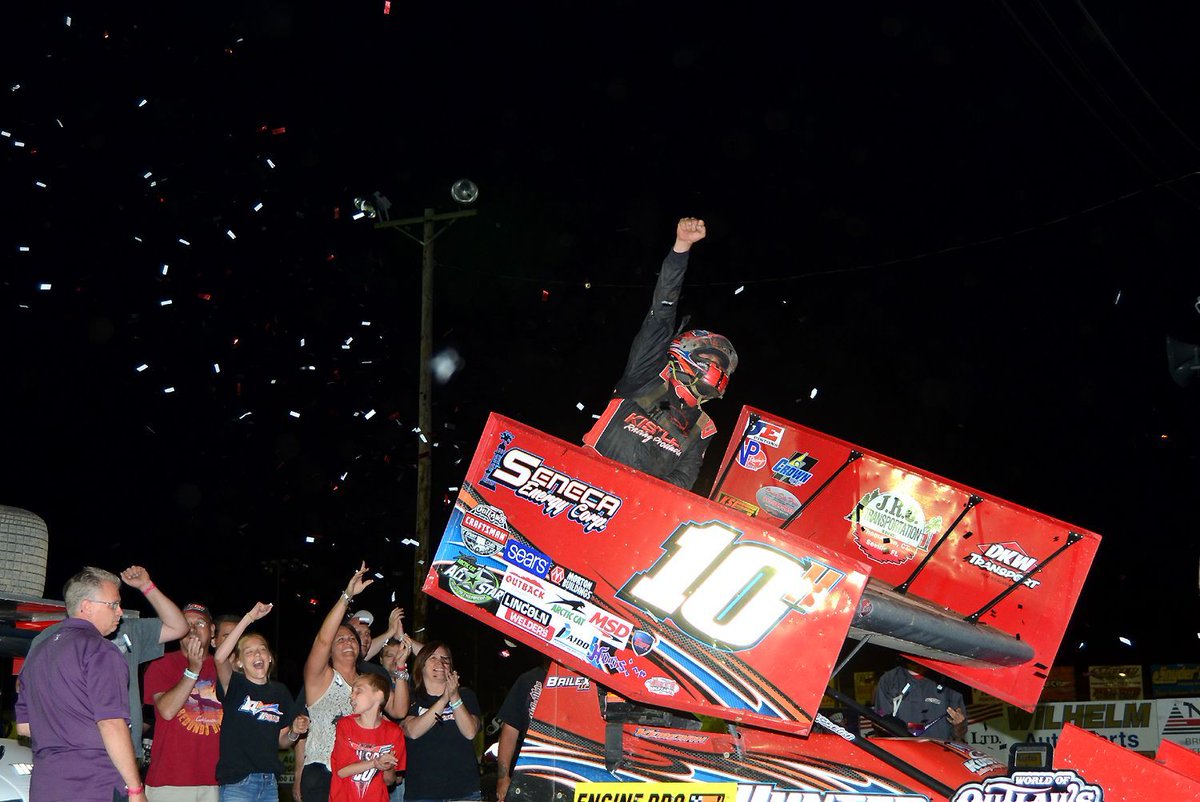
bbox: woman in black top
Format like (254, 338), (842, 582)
(401, 642), (481, 802)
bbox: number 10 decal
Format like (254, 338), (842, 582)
(618, 521), (845, 652)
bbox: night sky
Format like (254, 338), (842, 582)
(2, 2), (1199, 694)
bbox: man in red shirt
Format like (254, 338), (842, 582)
(143, 602), (224, 802)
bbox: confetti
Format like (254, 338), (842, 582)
(810, 387), (819, 399)
(364, 409), (377, 420)
(238, 411), (253, 420)
(137, 98), (148, 108)
(177, 238), (191, 246)
(352, 211), (366, 221)
(38, 283), (51, 291)
(340, 472), (349, 481)
(576, 402), (585, 411)
(163, 386), (176, 394)
(305, 536), (316, 544)
(400, 538), (419, 546)
(265, 158), (276, 169)
(143, 171), (153, 179)
(253, 201), (264, 212)
(289, 410), (301, 418)
(160, 264), (169, 275)
(0, 130), (8, 137)
(135, 364), (149, 372)
(361, 320), (371, 326)
(1114, 290), (1121, 305)
(226, 229), (237, 240)
(65, 15), (71, 26)
(384, 1), (392, 14)
(212, 363), (221, 374)
(734, 285), (745, 295)
(18, 245), (30, 252)
(34, 180), (47, 188)
(1118, 636), (1132, 646)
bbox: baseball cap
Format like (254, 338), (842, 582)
(350, 610), (374, 627)
(182, 603), (212, 620)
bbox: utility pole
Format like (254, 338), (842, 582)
(375, 206), (476, 636)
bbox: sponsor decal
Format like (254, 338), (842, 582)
(700, 419), (717, 439)
(735, 439), (768, 471)
(967, 541), (1042, 589)
(756, 485), (801, 519)
(950, 770), (1102, 802)
(548, 599), (586, 626)
(645, 676), (680, 696)
(501, 567), (547, 602)
(622, 412), (683, 457)
(498, 604), (553, 640)
(587, 641), (645, 678)
(500, 592), (552, 628)
(631, 726), (709, 745)
(553, 621), (597, 658)
(846, 487), (943, 566)
(545, 675), (591, 690)
(444, 557), (502, 605)
(460, 505), (509, 556)
(487, 447), (622, 533)
(479, 430), (515, 491)
(547, 564), (596, 599)
(575, 782), (738, 802)
(589, 609), (634, 649)
(746, 418), (785, 448)
(771, 451), (818, 486)
(715, 492), (759, 517)
(630, 629), (656, 657)
(502, 539), (552, 578)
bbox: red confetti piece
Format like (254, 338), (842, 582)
(541, 289), (550, 301)
(197, 292), (212, 301)
(271, 127), (286, 135)
(326, 252), (336, 261)
(333, 207), (340, 219)
(384, 0), (392, 14)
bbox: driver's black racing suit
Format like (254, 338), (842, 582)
(582, 248), (716, 491)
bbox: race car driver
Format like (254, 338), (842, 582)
(582, 217), (737, 491)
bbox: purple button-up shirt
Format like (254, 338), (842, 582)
(16, 617), (131, 801)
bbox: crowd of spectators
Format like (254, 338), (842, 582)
(14, 563), (490, 802)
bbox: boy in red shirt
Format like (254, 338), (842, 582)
(331, 673), (407, 802)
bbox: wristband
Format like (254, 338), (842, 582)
(287, 730), (300, 742)
(126, 787), (144, 796)
(340, 591), (353, 605)
(183, 668), (200, 681)
(140, 583), (156, 595)
(448, 698), (463, 710)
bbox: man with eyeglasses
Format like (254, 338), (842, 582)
(15, 566), (149, 801)
(23, 564), (190, 768)
(142, 603), (224, 801)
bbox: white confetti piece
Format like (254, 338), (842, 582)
(253, 201), (264, 212)
(238, 411), (253, 420)
(576, 402), (585, 411)
(448, 486), (459, 492)
(177, 238), (191, 246)
(13, 141), (25, 148)
(1114, 290), (1121, 305)
(65, 15), (71, 26)
(305, 536), (316, 543)
(161, 264), (169, 275)
(38, 283), (51, 291)
(212, 363), (221, 374)
(351, 211), (366, 221)
(400, 538), (419, 546)
(34, 180), (47, 188)
(159, 299), (173, 306)
(361, 320), (371, 326)
(289, 410), (300, 418)
(137, 98), (148, 108)
(266, 158), (276, 169)
(18, 245), (30, 252)
(143, 171), (153, 179)
(734, 285), (745, 295)
(1118, 636), (1132, 646)
(163, 386), (176, 394)
(810, 387), (819, 399)
(135, 363), (149, 372)
(226, 229), (236, 240)
(340, 472), (349, 481)
(364, 409), (377, 420)
(0, 130), (9, 137)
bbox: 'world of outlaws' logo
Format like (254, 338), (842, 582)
(950, 770), (1102, 802)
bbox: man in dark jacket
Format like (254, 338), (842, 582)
(582, 217), (737, 491)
